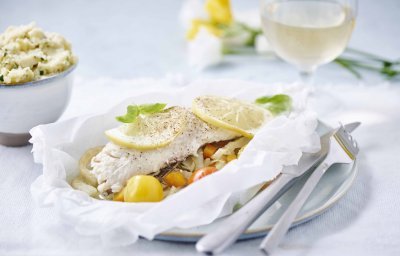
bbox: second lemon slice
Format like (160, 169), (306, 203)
(192, 95), (271, 138)
(105, 106), (187, 150)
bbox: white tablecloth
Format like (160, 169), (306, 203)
(2, 0), (400, 254)
(1, 77), (400, 256)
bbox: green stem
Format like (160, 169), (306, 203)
(334, 59), (362, 79)
(337, 58), (382, 72)
(351, 63), (383, 72)
(238, 22), (263, 35)
(222, 46), (256, 55)
(336, 57), (400, 80)
(346, 47), (393, 63)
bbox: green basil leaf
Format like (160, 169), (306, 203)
(255, 94), (292, 115)
(115, 103), (167, 123)
(116, 105), (139, 123)
(139, 103), (167, 115)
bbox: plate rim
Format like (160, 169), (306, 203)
(156, 159), (358, 240)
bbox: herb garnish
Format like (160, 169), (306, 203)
(255, 94), (292, 115)
(116, 103), (167, 123)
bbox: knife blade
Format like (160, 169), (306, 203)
(196, 122), (360, 255)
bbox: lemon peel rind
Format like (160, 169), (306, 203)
(192, 96), (269, 138)
(192, 106), (255, 138)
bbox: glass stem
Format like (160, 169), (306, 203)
(299, 70), (314, 85)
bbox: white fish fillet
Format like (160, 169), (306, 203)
(90, 109), (239, 194)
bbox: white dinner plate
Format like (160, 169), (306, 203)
(154, 123), (359, 243)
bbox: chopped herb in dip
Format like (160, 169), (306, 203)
(0, 22), (77, 85)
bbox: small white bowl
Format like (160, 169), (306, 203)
(0, 64), (77, 146)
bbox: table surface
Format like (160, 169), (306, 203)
(1, 0), (400, 255)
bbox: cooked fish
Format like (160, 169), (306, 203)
(90, 108), (239, 194)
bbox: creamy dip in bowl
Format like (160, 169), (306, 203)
(0, 23), (77, 146)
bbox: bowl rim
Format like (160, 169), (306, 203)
(0, 63), (77, 89)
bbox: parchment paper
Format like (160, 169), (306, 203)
(30, 78), (320, 246)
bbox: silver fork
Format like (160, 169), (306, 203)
(259, 125), (359, 255)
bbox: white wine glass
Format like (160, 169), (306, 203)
(260, 0), (357, 83)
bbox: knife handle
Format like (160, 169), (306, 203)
(259, 162), (329, 255)
(196, 173), (296, 255)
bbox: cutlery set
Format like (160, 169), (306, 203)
(196, 122), (360, 255)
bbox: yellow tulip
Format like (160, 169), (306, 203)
(186, 19), (222, 40)
(205, 0), (233, 25)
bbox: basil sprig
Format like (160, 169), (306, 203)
(116, 103), (167, 123)
(255, 94), (292, 115)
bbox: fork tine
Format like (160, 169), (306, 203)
(334, 126), (359, 159)
(343, 122), (361, 134)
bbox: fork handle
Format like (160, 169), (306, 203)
(196, 173), (296, 255)
(259, 162), (330, 255)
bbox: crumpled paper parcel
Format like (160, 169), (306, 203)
(30, 79), (320, 246)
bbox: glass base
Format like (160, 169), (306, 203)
(0, 132), (31, 147)
(299, 70), (314, 85)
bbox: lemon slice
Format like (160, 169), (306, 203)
(105, 107), (187, 150)
(192, 95), (271, 138)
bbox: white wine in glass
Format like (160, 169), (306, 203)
(260, 0), (357, 79)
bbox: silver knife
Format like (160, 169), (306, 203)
(196, 122), (361, 255)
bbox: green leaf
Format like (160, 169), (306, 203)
(381, 66), (399, 78)
(233, 202), (243, 212)
(255, 94), (292, 115)
(334, 59), (362, 79)
(116, 105), (139, 123)
(139, 103), (167, 115)
(115, 103), (167, 123)
(337, 48), (400, 79)
(0, 75), (3, 82)
(221, 22), (263, 49)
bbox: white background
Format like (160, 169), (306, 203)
(0, 0), (400, 255)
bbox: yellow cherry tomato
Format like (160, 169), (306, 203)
(113, 188), (125, 202)
(124, 175), (163, 203)
(163, 171), (187, 188)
